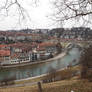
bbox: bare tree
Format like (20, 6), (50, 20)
(42, 66), (57, 83)
(80, 44), (92, 81)
(51, 0), (92, 26)
(0, 0), (39, 27)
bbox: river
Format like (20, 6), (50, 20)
(0, 48), (81, 81)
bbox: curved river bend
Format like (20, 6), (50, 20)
(0, 48), (81, 81)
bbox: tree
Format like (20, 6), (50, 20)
(80, 44), (92, 81)
(52, 0), (92, 26)
(56, 42), (62, 53)
(42, 66), (57, 83)
(0, 0), (39, 26)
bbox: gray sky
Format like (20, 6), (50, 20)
(0, 0), (55, 30)
(0, 0), (91, 30)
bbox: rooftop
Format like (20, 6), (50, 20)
(0, 50), (10, 56)
(38, 42), (57, 47)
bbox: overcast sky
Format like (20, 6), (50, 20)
(0, 0), (54, 30)
(0, 0), (92, 30)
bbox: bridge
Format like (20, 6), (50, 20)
(60, 41), (86, 49)
(65, 42), (82, 49)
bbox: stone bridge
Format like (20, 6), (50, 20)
(65, 42), (82, 49)
(60, 41), (85, 49)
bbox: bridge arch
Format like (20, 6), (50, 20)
(65, 42), (82, 49)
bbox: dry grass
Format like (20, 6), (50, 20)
(14, 76), (43, 85)
(42, 65), (81, 81)
(0, 77), (92, 92)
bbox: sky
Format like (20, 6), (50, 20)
(0, 0), (56, 30)
(0, 0), (92, 30)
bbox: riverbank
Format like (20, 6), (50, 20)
(0, 65), (81, 88)
(0, 52), (66, 69)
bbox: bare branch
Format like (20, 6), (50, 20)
(52, 0), (92, 26)
(0, 0), (38, 28)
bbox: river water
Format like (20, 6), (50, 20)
(0, 48), (81, 81)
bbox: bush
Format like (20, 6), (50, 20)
(42, 67), (76, 83)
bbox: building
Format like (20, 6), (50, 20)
(0, 50), (10, 65)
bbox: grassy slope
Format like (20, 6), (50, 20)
(0, 66), (92, 92)
(15, 65), (81, 85)
(0, 77), (92, 92)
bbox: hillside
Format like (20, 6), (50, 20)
(0, 77), (92, 92)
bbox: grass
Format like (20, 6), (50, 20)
(14, 76), (42, 85)
(1, 65), (91, 92)
(0, 77), (92, 92)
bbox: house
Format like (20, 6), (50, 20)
(0, 45), (7, 50)
(0, 41), (62, 65)
(7, 32), (43, 42)
(28, 42), (61, 61)
(0, 50), (11, 65)
(29, 49), (40, 61)
(10, 52), (30, 64)
(0, 42), (37, 65)
(38, 42), (59, 55)
(36, 42), (62, 60)
(36, 47), (48, 60)
(8, 42), (38, 64)
(0, 44), (11, 65)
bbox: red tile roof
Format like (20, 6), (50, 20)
(38, 42), (56, 47)
(0, 31), (41, 37)
(8, 42), (38, 52)
(0, 45), (7, 48)
(0, 50), (10, 56)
